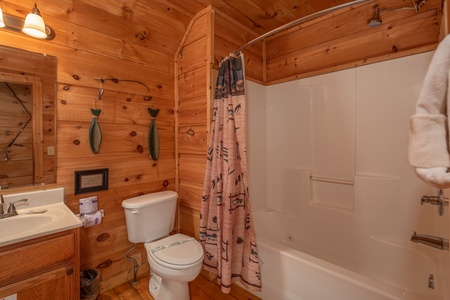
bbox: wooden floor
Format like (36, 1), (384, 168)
(97, 273), (261, 300)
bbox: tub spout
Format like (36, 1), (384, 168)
(411, 232), (449, 251)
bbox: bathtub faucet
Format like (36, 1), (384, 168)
(411, 232), (449, 251)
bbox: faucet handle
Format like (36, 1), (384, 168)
(7, 198), (28, 214)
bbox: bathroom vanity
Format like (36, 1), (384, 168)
(0, 228), (80, 299)
(0, 188), (82, 299)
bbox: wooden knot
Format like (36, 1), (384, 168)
(163, 180), (169, 187)
(135, 32), (146, 40)
(97, 232), (111, 242)
(122, 6), (132, 13)
(72, 74), (80, 80)
(186, 128), (195, 136)
(97, 260), (112, 268)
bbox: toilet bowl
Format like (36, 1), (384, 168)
(146, 233), (204, 299)
(122, 191), (204, 300)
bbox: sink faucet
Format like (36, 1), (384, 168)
(0, 197), (28, 219)
(7, 199), (28, 216)
(411, 232), (449, 251)
(0, 194), (4, 215)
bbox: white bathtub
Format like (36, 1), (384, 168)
(251, 209), (448, 300)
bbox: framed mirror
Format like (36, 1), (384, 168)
(0, 45), (56, 189)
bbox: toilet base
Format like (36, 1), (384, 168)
(149, 273), (190, 300)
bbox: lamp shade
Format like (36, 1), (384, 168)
(0, 8), (5, 28)
(22, 4), (47, 39)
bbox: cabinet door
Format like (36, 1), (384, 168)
(17, 265), (77, 300)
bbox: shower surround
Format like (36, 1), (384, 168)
(246, 52), (450, 299)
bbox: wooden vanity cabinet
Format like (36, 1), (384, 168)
(0, 228), (80, 300)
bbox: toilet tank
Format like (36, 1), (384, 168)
(122, 191), (177, 243)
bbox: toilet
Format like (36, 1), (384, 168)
(122, 191), (204, 300)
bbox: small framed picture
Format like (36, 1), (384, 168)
(74, 168), (109, 195)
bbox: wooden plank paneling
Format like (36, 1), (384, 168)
(177, 66), (208, 100)
(1, 0), (177, 293)
(178, 125), (208, 154)
(175, 8), (212, 239)
(179, 205), (201, 239)
(213, 11), (264, 82)
(265, 4), (440, 83)
(177, 37), (208, 74)
(178, 96), (208, 126)
(179, 181), (203, 211)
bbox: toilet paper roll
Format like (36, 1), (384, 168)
(79, 196), (99, 214)
(80, 209), (104, 227)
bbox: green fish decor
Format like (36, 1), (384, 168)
(89, 108), (102, 154)
(148, 108), (160, 161)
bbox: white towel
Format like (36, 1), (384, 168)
(407, 34), (450, 188)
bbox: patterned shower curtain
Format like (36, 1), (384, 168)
(199, 52), (261, 293)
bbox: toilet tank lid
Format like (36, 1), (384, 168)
(122, 191), (178, 209)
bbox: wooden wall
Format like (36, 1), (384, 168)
(0, 0), (183, 293)
(175, 8), (212, 239)
(264, 0), (442, 84)
(175, 7), (264, 239)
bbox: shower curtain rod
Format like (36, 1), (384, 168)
(236, 0), (374, 52)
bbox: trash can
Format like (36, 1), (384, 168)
(80, 269), (100, 300)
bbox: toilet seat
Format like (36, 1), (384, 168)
(146, 233), (203, 269)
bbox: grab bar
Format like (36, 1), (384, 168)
(310, 176), (354, 186)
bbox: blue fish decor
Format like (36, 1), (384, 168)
(89, 108), (102, 154)
(148, 108), (160, 161)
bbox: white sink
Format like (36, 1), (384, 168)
(0, 215), (54, 238)
(0, 188), (83, 247)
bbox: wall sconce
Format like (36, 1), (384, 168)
(0, 3), (55, 40)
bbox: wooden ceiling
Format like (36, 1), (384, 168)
(167, 0), (444, 46)
(171, 0), (378, 35)
(0, 0), (443, 84)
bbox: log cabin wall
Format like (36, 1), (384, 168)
(175, 7), (264, 239)
(264, 0), (443, 84)
(0, 0), (187, 293)
(175, 8), (212, 240)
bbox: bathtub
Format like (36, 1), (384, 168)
(251, 209), (448, 300)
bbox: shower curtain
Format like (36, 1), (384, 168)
(199, 52), (261, 293)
